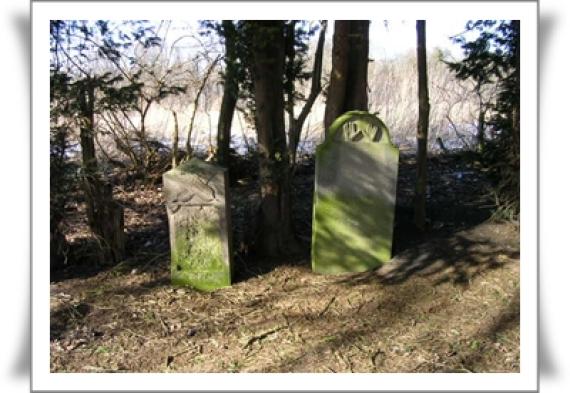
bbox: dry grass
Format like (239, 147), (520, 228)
(51, 151), (519, 373)
(50, 220), (519, 373)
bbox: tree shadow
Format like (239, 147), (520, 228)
(51, 193), (170, 282)
(231, 147), (500, 286)
(50, 146), (520, 373)
(50, 270), (171, 342)
(336, 223), (518, 288)
(449, 292), (520, 373)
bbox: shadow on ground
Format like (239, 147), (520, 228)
(233, 150), (499, 282)
(50, 150), (520, 373)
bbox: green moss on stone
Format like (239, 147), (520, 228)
(171, 219), (230, 291)
(311, 193), (394, 275)
(312, 111), (398, 275)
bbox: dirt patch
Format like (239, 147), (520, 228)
(50, 152), (520, 372)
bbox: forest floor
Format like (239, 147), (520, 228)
(50, 150), (520, 373)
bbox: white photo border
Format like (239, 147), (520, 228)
(33, 1), (538, 391)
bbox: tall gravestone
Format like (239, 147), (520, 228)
(311, 111), (399, 274)
(163, 158), (232, 291)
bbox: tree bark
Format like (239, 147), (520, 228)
(511, 20), (520, 151)
(345, 20), (369, 111)
(79, 79), (125, 263)
(249, 21), (299, 256)
(171, 110), (179, 168)
(287, 20), (327, 166)
(139, 99), (153, 173)
(414, 20), (430, 231)
(216, 20), (239, 167)
(324, 21), (350, 133)
(324, 20), (369, 133)
(475, 85), (486, 152)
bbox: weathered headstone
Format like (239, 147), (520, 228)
(163, 158), (232, 291)
(311, 111), (399, 274)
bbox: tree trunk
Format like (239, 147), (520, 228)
(414, 20), (430, 231)
(511, 20), (520, 151)
(50, 222), (68, 269)
(79, 80), (125, 263)
(345, 20), (369, 111)
(140, 100), (153, 174)
(324, 21), (350, 133)
(249, 21), (299, 256)
(50, 124), (69, 270)
(324, 20), (369, 133)
(475, 86), (486, 152)
(287, 20), (327, 167)
(216, 20), (239, 167)
(186, 56), (220, 159)
(171, 110), (179, 168)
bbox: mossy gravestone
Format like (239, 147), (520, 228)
(163, 158), (232, 291)
(311, 111), (399, 274)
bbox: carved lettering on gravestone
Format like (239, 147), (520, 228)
(312, 111), (399, 274)
(163, 158), (232, 291)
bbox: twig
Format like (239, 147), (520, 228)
(124, 327), (151, 340)
(242, 325), (288, 350)
(141, 251), (169, 271)
(317, 296), (336, 318)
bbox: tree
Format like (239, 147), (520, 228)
(184, 55), (220, 159)
(245, 21), (299, 256)
(50, 70), (75, 269)
(324, 20), (370, 132)
(216, 20), (240, 167)
(171, 110), (180, 168)
(445, 22), (500, 152)
(50, 20), (159, 264)
(414, 20), (430, 231)
(285, 20), (327, 167)
(447, 20), (520, 219)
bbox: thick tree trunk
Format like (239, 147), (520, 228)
(324, 20), (369, 133)
(216, 20), (239, 168)
(345, 20), (369, 111)
(284, 21), (297, 164)
(414, 20), (430, 231)
(171, 110), (179, 168)
(79, 80), (125, 263)
(249, 21), (299, 256)
(324, 21), (350, 133)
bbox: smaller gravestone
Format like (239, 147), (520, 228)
(312, 111), (399, 274)
(163, 158), (232, 291)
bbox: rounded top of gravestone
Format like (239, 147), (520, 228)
(326, 111), (394, 146)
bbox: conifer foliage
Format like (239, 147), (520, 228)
(446, 20), (520, 219)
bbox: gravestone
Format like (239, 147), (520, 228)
(163, 158), (232, 291)
(311, 111), (399, 274)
